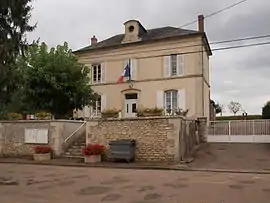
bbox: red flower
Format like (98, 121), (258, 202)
(82, 144), (105, 156)
(34, 145), (52, 154)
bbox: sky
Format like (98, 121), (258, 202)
(27, 0), (270, 116)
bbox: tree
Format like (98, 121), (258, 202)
(210, 100), (224, 116)
(227, 101), (242, 116)
(262, 101), (270, 119)
(0, 0), (35, 106)
(14, 42), (95, 118)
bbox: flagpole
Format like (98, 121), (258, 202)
(128, 58), (131, 82)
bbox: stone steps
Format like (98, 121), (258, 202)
(63, 135), (86, 158)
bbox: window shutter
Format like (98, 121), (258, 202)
(88, 65), (93, 84)
(163, 56), (171, 77)
(101, 94), (107, 112)
(101, 62), (106, 83)
(156, 91), (164, 108)
(177, 54), (184, 75)
(131, 59), (137, 80)
(177, 89), (186, 110)
(84, 106), (90, 118)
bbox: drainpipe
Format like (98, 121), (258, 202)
(198, 15), (205, 117)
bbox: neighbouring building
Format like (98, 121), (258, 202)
(73, 15), (212, 120)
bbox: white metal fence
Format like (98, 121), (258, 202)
(207, 120), (270, 143)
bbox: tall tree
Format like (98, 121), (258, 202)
(0, 0), (35, 105)
(262, 101), (270, 119)
(228, 101), (242, 116)
(15, 42), (95, 118)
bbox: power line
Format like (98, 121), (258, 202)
(84, 40), (270, 62)
(211, 34), (270, 45)
(180, 0), (248, 28)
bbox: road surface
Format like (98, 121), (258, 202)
(0, 163), (270, 203)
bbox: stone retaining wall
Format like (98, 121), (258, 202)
(86, 116), (206, 162)
(0, 120), (83, 157)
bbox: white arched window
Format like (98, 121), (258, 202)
(164, 90), (178, 115)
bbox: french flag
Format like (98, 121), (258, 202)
(117, 63), (131, 84)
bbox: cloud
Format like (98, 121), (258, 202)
(27, 0), (270, 115)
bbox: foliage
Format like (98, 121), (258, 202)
(175, 108), (189, 116)
(33, 145), (52, 154)
(35, 112), (51, 120)
(216, 115), (262, 121)
(14, 42), (95, 118)
(136, 107), (163, 117)
(7, 112), (23, 120)
(101, 109), (119, 118)
(82, 144), (105, 156)
(227, 101), (242, 115)
(0, 0), (35, 106)
(262, 101), (270, 119)
(211, 100), (224, 114)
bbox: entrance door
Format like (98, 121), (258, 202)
(124, 93), (138, 117)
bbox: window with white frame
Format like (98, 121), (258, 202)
(164, 54), (184, 77)
(165, 90), (178, 115)
(92, 64), (101, 83)
(91, 96), (101, 117)
(170, 54), (177, 76)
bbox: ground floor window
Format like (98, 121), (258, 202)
(91, 95), (101, 117)
(165, 90), (178, 115)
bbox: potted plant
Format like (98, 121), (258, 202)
(82, 144), (105, 163)
(35, 111), (51, 120)
(101, 109), (119, 118)
(7, 113), (23, 120)
(175, 108), (189, 116)
(33, 145), (52, 161)
(137, 107), (164, 117)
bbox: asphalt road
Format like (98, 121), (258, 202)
(0, 163), (270, 203)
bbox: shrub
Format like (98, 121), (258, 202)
(7, 113), (23, 120)
(82, 144), (105, 156)
(101, 109), (119, 118)
(136, 107), (163, 117)
(34, 145), (52, 154)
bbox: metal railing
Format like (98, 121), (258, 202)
(64, 121), (87, 143)
(208, 120), (270, 136)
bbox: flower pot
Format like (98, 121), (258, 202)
(34, 153), (51, 161)
(84, 155), (101, 163)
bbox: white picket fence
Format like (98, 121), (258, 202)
(207, 120), (270, 143)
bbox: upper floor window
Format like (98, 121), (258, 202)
(165, 90), (178, 115)
(164, 54), (184, 77)
(171, 54), (177, 76)
(92, 64), (101, 83)
(91, 63), (106, 84)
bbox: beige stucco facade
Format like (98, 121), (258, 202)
(74, 19), (211, 120)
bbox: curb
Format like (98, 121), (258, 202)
(1, 160), (270, 174)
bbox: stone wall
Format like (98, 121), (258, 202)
(86, 116), (205, 162)
(0, 120), (83, 157)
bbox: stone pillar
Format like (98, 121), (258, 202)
(0, 123), (3, 155)
(197, 117), (207, 143)
(50, 122), (64, 156)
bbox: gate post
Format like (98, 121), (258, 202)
(228, 121), (231, 143)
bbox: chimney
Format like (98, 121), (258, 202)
(91, 35), (97, 45)
(198, 15), (204, 32)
